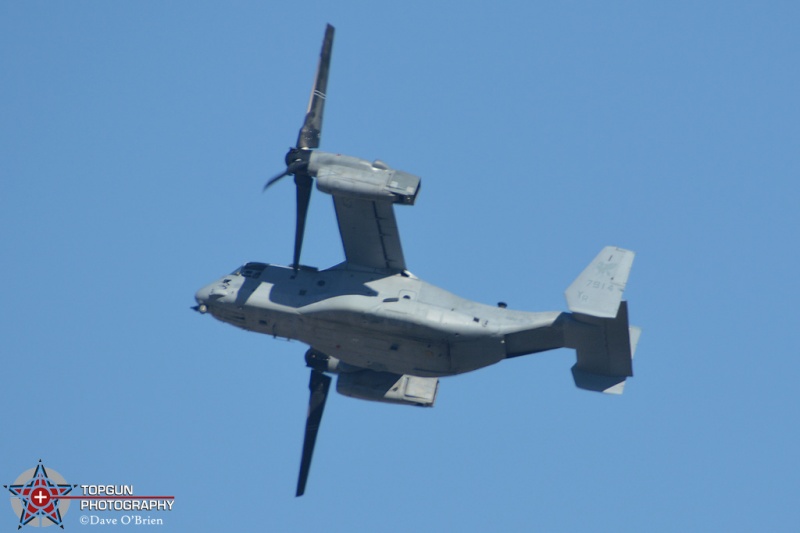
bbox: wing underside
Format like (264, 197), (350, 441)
(333, 196), (406, 271)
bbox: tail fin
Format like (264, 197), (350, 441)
(565, 247), (639, 394)
(565, 246), (634, 318)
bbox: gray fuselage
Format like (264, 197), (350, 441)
(195, 262), (564, 377)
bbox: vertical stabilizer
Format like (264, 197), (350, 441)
(565, 246), (634, 318)
(564, 246), (640, 394)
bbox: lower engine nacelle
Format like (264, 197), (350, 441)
(337, 371), (438, 407)
(304, 349), (438, 407)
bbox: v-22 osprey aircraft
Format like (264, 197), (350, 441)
(194, 24), (641, 497)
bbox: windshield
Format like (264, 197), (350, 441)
(234, 262), (268, 278)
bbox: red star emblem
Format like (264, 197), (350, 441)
(5, 461), (75, 529)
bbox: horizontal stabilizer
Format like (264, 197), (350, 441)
(567, 301), (640, 395)
(566, 246), (635, 318)
(629, 326), (642, 359)
(571, 367), (628, 395)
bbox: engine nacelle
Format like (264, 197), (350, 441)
(336, 370), (438, 407)
(309, 152), (420, 205)
(305, 349), (358, 374)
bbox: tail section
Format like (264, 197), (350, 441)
(565, 246), (634, 318)
(567, 301), (638, 394)
(564, 247), (640, 394)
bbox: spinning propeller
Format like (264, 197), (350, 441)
(296, 368), (331, 497)
(264, 24), (335, 270)
(267, 24), (336, 497)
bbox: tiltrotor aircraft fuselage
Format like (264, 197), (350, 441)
(194, 25), (640, 497)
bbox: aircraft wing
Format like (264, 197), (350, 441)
(333, 195), (406, 271)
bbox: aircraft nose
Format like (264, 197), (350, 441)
(193, 285), (213, 313)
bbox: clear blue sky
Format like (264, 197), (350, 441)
(2, 2), (798, 531)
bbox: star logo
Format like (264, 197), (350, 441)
(5, 460), (76, 529)
(595, 261), (618, 277)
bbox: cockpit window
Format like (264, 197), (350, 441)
(240, 262), (268, 278)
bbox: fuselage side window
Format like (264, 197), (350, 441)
(241, 262), (268, 279)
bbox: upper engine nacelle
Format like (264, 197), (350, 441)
(309, 151), (421, 205)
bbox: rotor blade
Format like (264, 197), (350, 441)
(263, 157), (308, 192)
(296, 24), (335, 149)
(263, 169), (291, 192)
(296, 369), (332, 497)
(292, 172), (312, 269)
